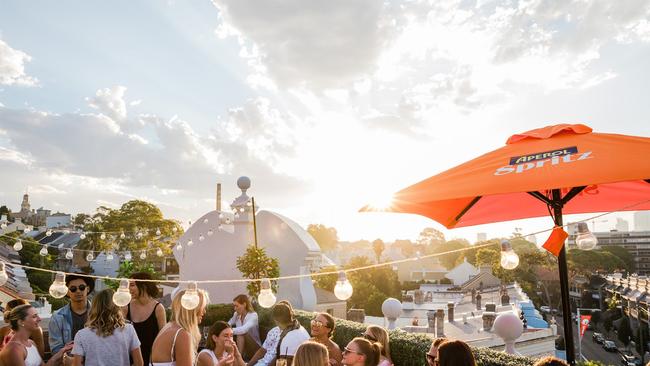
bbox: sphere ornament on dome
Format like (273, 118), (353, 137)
(237, 176), (251, 191)
(493, 312), (524, 355)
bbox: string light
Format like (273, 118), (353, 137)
(100, 233), (106, 240)
(156, 228), (161, 236)
(106, 252), (114, 261)
(156, 248), (163, 257)
(203, 218), (209, 224)
(120, 232), (126, 239)
(258, 278), (276, 308)
(198, 235), (204, 242)
(334, 271), (353, 300)
(0, 262), (8, 286)
(181, 282), (200, 310)
(207, 229), (213, 236)
(575, 222), (598, 250)
(80, 232), (86, 239)
(218, 224), (223, 230)
(136, 232), (143, 239)
(45, 229), (52, 237)
(13, 239), (22, 251)
(172, 227), (178, 233)
(175, 242), (183, 251)
(39, 245), (48, 256)
(0, 223), (6, 229)
(187, 239), (194, 246)
(65, 249), (73, 260)
(234, 213), (240, 219)
(113, 279), (132, 307)
(124, 252), (132, 261)
(86, 251), (94, 262)
(225, 217), (232, 224)
(49, 272), (68, 298)
(500, 240), (520, 270)
(218, 213), (224, 219)
(140, 251), (147, 260)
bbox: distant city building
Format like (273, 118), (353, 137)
(476, 232), (487, 242)
(526, 235), (537, 245)
(615, 218), (629, 232)
(444, 258), (479, 286)
(568, 230), (650, 275)
(635, 211), (650, 231)
(46, 212), (72, 228)
(8, 193), (50, 227)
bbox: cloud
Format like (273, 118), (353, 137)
(0, 87), (309, 209)
(212, 0), (396, 89)
(0, 39), (37, 86)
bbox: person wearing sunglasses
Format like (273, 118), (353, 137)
(425, 338), (447, 366)
(48, 273), (94, 362)
(309, 313), (342, 366)
(341, 338), (380, 366)
(362, 326), (392, 366)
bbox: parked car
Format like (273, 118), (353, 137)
(603, 340), (618, 352)
(592, 332), (605, 344)
(620, 353), (642, 366)
(540, 306), (551, 313)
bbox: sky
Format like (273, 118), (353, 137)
(1, 0), (649, 244)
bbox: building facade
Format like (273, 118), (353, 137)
(567, 229), (650, 275)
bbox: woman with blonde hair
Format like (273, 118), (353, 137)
(341, 337), (380, 366)
(150, 288), (210, 366)
(71, 288), (143, 366)
(363, 325), (392, 366)
(0, 304), (72, 366)
(293, 341), (329, 366)
(0, 299), (44, 357)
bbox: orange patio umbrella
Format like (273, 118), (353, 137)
(363, 124), (650, 365)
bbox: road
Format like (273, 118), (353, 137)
(555, 316), (631, 365)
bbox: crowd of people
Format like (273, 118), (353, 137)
(0, 272), (577, 366)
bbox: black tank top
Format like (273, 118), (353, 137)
(127, 302), (161, 365)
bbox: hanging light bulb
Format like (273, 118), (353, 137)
(0, 262), (8, 286)
(334, 271), (354, 300)
(156, 228), (161, 236)
(218, 224), (223, 231)
(113, 279), (132, 307)
(136, 232), (143, 239)
(156, 248), (163, 257)
(49, 272), (68, 298)
(100, 233), (106, 240)
(225, 217), (232, 224)
(218, 213), (224, 219)
(139, 251), (147, 260)
(258, 278), (277, 308)
(65, 249), (73, 260)
(80, 232), (86, 240)
(46, 229), (53, 237)
(86, 251), (94, 262)
(39, 245), (48, 256)
(500, 240), (520, 270)
(175, 242), (183, 251)
(207, 229), (213, 236)
(188, 238), (195, 246)
(198, 235), (204, 242)
(13, 239), (23, 251)
(181, 282), (201, 310)
(124, 252), (132, 261)
(106, 252), (114, 261)
(234, 213), (240, 219)
(63, 229), (70, 234)
(0, 222), (6, 229)
(239, 207), (245, 213)
(203, 218), (209, 224)
(575, 222), (598, 250)
(172, 226), (178, 233)
(120, 232), (126, 239)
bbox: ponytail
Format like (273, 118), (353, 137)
(351, 337), (382, 366)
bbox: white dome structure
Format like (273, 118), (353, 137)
(174, 177), (322, 309)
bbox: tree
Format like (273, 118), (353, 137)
(372, 239), (385, 263)
(600, 246), (633, 272)
(433, 238), (470, 269)
(342, 256), (401, 316)
(76, 200), (182, 262)
(604, 316), (613, 336)
(618, 316), (633, 349)
(636, 322), (649, 356)
(0, 205), (11, 219)
(313, 266), (338, 292)
(236, 246), (280, 297)
(105, 260), (159, 289)
(416, 228), (445, 250)
(307, 224), (338, 252)
(392, 239), (416, 257)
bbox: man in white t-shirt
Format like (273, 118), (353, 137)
(271, 301), (309, 364)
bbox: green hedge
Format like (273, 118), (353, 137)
(196, 304), (535, 366)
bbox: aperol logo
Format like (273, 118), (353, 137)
(509, 146), (578, 165)
(494, 146), (593, 176)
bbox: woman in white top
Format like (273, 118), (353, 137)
(197, 321), (244, 366)
(0, 304), (72, 366)
(71, 288), (143, 366)
(228, 294), (261, 360)
(150, 288), (210, 366)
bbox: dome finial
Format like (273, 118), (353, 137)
(237, 176), (251, 193)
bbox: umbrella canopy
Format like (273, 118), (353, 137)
(371, 124), (650, 228)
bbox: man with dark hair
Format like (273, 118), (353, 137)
(48, 273), (94, 361)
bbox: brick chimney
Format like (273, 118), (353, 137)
(485, 302), (496, 312)
(476, 292), (482, 310)
(435, 309), (445, 337)
(447, 302), (454, 322)
(427, 310), (436, 334)
(482, 311), (496, 331)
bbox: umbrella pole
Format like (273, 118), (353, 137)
(551, 189), (576, 365)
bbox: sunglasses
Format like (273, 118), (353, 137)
(343, 347), (364, 356)
(426, 354), (437, 364)
(311, 319), (328, 328)
(363, 333), (377, 342)
(69, 285), (87, 293)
